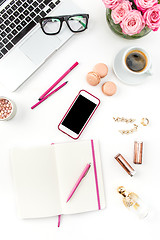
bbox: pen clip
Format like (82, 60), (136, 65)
(82, 163), (91, 179)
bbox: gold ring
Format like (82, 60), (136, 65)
(141, 118), (149, 126)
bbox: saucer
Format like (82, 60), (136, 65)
(113, 48), (150, 85)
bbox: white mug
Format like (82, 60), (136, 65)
(122, 46), (152, 76)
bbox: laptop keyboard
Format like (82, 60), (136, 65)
(0, 0), (61, 60)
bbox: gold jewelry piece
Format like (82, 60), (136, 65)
(113, 116), (149, 135)
(141, 118), (149, 126)
(113, 117), (136, 124)
(119, 124), (138, 135)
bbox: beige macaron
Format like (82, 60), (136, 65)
(102, 81), (117, 96)
(93, 63), (108, 78)
(86, 72), (101, 86)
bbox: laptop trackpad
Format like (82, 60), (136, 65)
(20, 28), (61, 65)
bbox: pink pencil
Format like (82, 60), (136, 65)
(31, 81), (68, 109)
(39, 62), (79, 100)
(66, 163), (91, 203)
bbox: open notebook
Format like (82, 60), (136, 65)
(11, 140), (105, 219)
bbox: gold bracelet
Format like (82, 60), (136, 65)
(113, 117), (136, 124)
(119, 124), (139, 135)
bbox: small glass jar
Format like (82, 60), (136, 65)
(0, 97), (16, 121)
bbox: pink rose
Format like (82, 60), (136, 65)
(134, 0), (158, 12)
(102, 0), (122, 10)
(143, 4), (160, 31)
(120, 10), (145, 35)
(111, 0), (132, 24)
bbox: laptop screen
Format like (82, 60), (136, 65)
(0, 0), (6, 6)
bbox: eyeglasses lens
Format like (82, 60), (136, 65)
(68, 16), (87, 32)
(42, 18), (61, 34)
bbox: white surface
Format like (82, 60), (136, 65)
(0, 0), (160, 239)
(11, 140), (105, 217)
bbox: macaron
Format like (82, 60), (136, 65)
(93, 63), (108, 78)
(86, 72), (101, 86)
(102, 81), (117, 96)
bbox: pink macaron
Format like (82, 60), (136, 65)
(86, 72), (101, 86)
(93, 63), (108, 78)
(102, 81), (117, 96)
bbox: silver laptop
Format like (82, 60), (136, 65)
(0, 0), (82, 91)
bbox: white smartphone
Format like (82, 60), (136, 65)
(58, 90), (100, 139)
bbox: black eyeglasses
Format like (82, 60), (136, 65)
(40, 14), (89, 35)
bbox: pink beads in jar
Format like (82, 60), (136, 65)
(0, 97), (16, 121)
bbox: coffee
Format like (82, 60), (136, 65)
(125, 50), (147, 72)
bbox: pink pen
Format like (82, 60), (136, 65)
(66, 163), (91, 203)
(39, 62), (79, 100)
(58, 215), (61, 227)
(31, 81), (68, 109)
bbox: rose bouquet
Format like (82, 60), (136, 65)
(102, 0), (160, 38)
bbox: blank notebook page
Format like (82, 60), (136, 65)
(55, 140), (105, 214)
(11, 145), (61, 218)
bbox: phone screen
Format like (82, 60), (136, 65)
(61, 95), (97, 134)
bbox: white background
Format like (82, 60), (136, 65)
(0, 0), (160, 239)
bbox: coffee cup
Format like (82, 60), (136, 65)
(122, 47), (152, 76)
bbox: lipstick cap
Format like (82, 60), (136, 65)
(134, 141), (143, 164)
(114, 153), (136, 177)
